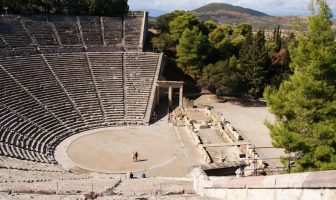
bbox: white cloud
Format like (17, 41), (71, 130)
(128, 0), (336, 16)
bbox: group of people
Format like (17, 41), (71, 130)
(130, 151), (244, 179)
(129, 151), (146, 179)
(128, 171), (146, 179)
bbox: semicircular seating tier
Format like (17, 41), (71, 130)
(0, 12), (146, 56)
(0, 51), (162, 164)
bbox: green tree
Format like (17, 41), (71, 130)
(0, 0), (128, 15)
(208, 25), (233, 57)
(239, 29), (269, 97)
(209, 24), (251, 59)
(264, 0), (336, 172)
(266, 25), (283, 53)
(199, 24), (254, 97)
(199, 19), (217, 35)
(82, 0), (97, 15)
(176, 26), (207, 79)
(273, 25), (282, 51)
(199, 55), (241, 96)
(151, 10), (187, 53)
(152, 33), (174, 52)
(169, 12), (199, 42)
(265, 24), (292, 88)
(265, 41), (278, 52)
(233, 23), (252, 38)
(94, 0), (128, 16)
(154, 10), (187, 33)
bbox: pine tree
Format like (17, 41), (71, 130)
(238, 28), (253, 87)
(176, 26), (207, 79)
(275, 25), (281, 51)
(239, 29), (268, 97)
(264, 0), (336, 172)
(199, 55), (241, 96)
(169, 12), (199, 43)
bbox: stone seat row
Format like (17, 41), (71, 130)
(0, 52), (161, 163)
(0, 13), (145, 54)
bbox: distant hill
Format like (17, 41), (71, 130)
(193, 3), (336, 34)
(193, 3), (268, 17)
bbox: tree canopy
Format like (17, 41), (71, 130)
(152, 10), (292, 97)
(176, 26), (208, 79)
(199, 55), (241, 96)
(0, 0), (129, 16)
(169, 12), (200, 42)
(264, 0), (336, 172)
(239, 29), (269, 97)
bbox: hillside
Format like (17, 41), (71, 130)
(193, 3), (268, 17)
(193, 3), (336, 34)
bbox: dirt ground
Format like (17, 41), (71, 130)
(59, 117), (206, 177)
(57, 94), (285, 176)
(194, 94), (285, 168)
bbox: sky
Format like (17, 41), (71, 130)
(129, 0), (336, 16)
